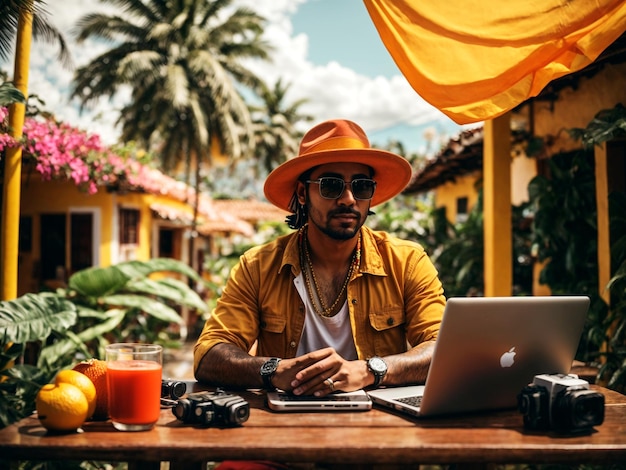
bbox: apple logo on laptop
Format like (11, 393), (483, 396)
(500, 347), (516, 368)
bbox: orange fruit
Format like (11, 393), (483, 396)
(55, 369), (97, 419)
(73, 359), (108, 420)
(36, 382), (89, 432)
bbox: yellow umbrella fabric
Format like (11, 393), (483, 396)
(364, 0), (626, 124)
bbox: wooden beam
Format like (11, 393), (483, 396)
(595, 144), (611, 304)
(483, 113), (512, 296)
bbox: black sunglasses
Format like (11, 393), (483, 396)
(306, 177), (377, 200)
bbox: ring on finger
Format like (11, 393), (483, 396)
(324, 377), (335, 391)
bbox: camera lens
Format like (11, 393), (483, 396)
(572, 391), (605, 427)
(173, 399), (191, 422)
(170, 381), (187, 399)
(162, 380), (187, 399)
(518, 384), (549, 430)
(231, 402), (250, 425)
(552, 387), (604, 432)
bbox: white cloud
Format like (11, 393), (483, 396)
(240, 1), (448, 145)
(0, 0), (455, 150)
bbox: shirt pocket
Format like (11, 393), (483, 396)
(368, 307), (407, 356)
(368, 306), (406, 332)
(260, 311), (287, 334)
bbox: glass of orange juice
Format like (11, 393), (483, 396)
(105, 343), (163, 431)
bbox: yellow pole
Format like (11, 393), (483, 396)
(1, 4), (33, 300)
(594, 143), (611, 304)
(483, 113), (512, 297)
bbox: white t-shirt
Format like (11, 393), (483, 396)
(293, 273), (358, 360)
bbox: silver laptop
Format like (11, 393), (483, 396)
(267, 389), (372, 411)
(367, 296), (590, 418)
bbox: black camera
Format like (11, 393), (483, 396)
(518, 373), (604, 433)
(161, 379), (187, 399)
(172, 389), (250, 427)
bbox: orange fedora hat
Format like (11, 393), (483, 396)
(264, 119), (413, 212)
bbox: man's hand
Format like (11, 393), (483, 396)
(274, 347), (371, 396)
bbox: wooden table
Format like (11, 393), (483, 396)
(1, 384), (625, 470)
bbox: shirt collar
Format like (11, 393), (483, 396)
(279, 225), (387, 277)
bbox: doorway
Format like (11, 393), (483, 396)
(40, 212), (96, 284)
(40, 214), (66, 282)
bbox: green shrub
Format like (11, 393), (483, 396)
(0, 257), (209, 428)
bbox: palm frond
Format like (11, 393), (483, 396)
(0, 0), (71, 65)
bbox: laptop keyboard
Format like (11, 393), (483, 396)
(396, 395), (423, 407)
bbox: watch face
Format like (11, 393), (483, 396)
(261, 358), (279, 375)
(369, 357), (387, 374)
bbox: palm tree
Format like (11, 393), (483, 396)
(71, 0), (270, 172)
(0, 0), (70, 65)
(70, 0), (272, 269)
(251, 78), (313, 173)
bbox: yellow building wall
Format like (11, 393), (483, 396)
(434, 172), (481, 222)
(434, 151), (538, 223)
(19, 179), (115, 294)
(534, 62), (626, 153)
(17, 177), (193, 295)
(510, 153), (537, 206)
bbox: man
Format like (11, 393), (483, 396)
(194, 119), (445, 396)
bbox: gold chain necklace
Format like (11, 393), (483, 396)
(299, 226), (361, 317)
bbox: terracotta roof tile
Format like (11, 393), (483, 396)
(213, 199), (288, 223)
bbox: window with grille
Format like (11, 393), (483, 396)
(119, 208), (140, 245)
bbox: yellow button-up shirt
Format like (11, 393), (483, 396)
(194, 226), (445, 373)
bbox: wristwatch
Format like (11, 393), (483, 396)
(260, 357), (281, 390)
(367, 356), (388, 388)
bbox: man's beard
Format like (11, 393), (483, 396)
(308, 207), (366, 240)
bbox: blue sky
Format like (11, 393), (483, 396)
(289, 0), (466, 152)
(0, 0), (469, 154)
(292, 0), (400, 79)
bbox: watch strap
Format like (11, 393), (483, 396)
(371, 369), (383, 388)
(367, 357), (387, 388)
(260, 357), (281, 390)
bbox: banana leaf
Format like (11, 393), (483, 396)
(37, 309), (126, 369)
(76, 306), (115, 321)
(115, 258), (204, 283)
(36, 330), (88, 371)
(99, 294), (184, 324)
(68, 265), (129, 297)
(125, 277), (208, 312)
(0, 293), (77, 344)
